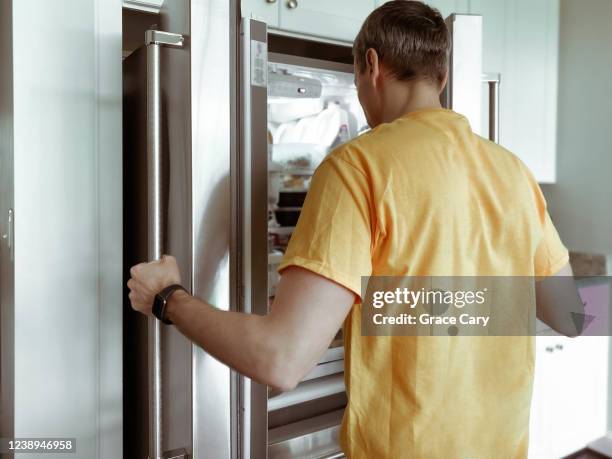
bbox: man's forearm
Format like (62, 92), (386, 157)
(165, 290), (296, 390)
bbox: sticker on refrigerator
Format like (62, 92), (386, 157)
(251, 40), (267, 87)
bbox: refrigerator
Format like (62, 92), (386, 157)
(122, 1), (486, 458)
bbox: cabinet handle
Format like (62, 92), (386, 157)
(286, 0), (298, 9)
(482, 73), (501, 144)
(266, 0), (277, 3)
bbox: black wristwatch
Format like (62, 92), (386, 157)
(152, 284), (187, 325)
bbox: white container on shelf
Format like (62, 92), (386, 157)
(268, 250), (284, 298)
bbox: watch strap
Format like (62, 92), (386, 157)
(152, 284), (187, 325)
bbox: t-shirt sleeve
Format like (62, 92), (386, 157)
(515, 157), (568, 277)
(534, 210), (569, 277)
(520, 165), (569, 276)
(277, 154), (374, 298)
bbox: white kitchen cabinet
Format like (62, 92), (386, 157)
(279, 0), (376, 42)
(530, 281), (610, 458)
(529, 335), (608, 458)
(375, 0), (469, 17)
(242, 0), (375, 42)
(2, 0), (123, 457)
(530, 276), (611, 459)
(470, 0), (559, 183)
(241, 0), (279, 28)
(529, 336), (555, 459)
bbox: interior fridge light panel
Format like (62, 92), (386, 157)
(268, 62), (358, 101)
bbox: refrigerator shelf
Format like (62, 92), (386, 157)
(319, 344), (344, 363)
(268, 374), (345, 412)
(301, 360), (344, 382)
(281, 168), (316, 176)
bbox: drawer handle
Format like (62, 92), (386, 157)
(287, 0), (298, 9)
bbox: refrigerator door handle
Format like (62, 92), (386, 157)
(482, 73), (501, 144)
(144, 29), (184, 459)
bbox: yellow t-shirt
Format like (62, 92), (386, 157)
(277, 108), (568, 459)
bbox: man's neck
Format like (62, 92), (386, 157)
(379, 78), (443, 124)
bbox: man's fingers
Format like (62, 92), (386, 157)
(130, 263), (143, 278)
(127, 278), (136, 291)
(161, 254), (176, 264)
(128, 291), (140, 310)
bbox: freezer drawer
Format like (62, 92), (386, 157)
(268, 409), (345, 459)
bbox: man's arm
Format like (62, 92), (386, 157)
(128, 257), (355, 391)
(535, 261), (585, 337)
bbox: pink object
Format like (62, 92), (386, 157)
(579, 282), (610, 336)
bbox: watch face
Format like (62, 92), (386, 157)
(152, 288), (177, 324)
(153, 295), (164, 319)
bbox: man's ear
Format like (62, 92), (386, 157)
(365, 48), (380, 85)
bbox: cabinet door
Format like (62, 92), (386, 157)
(279, 0), (375, 42)
(376, 0), (469, 17)
(241, 0), (279, 27)
(529, 337), (556, 459)
(530, 335), (609, 459)
(471, 0), (559, 183)
(506, 0), (559, 183)
(550, 337), (609, 458)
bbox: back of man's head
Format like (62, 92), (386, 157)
(353, 0), (450, 85)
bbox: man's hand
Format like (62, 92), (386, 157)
(536, 261), (585, 337)
(127, 255), (181, 316)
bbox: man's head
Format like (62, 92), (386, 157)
(353, 0), (451, 127)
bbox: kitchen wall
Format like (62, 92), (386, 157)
(541, 0), (612, 437)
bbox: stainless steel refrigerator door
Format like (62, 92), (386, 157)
(239, 17), (270, 459)
(442, 14), (483, 136)
(124, 41), (194, 459)
(124, 0), (236, 457)
(161, 0), (236, 458)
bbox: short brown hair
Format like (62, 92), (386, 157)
(353, 0), (451, 85)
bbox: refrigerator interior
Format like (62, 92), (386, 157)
(267, 57), (368, 273)
(265, 53), (367, 458)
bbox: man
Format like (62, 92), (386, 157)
(128, 1), (582, 457)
